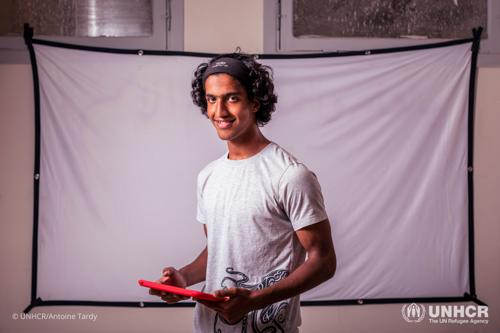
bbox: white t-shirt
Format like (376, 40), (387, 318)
(194, 142), (328, 333)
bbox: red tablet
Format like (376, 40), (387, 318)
(139, 280), (229, 302)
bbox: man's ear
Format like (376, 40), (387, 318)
(252, 98), (260, 113)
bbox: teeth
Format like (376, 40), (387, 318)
(215, 120), (233, 128)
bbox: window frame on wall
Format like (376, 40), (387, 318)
(0, 0), (184, 64)
(263, 0), (500, 67)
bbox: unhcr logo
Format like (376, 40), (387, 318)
(402, 303), (426, 323)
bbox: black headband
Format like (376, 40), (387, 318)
(202, 57), (251, 89)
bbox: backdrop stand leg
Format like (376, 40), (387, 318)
(23, 297), (42, 314)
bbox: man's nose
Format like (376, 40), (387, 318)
(215, 99), (229, 118)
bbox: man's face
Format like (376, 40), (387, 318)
(205, 73), (260, 142)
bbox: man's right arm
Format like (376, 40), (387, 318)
(179, 244), (208, 286)
(149, 225), (208, 304)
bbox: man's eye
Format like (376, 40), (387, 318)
(207, 97), (215, 103)
(228, 96), (238, 102)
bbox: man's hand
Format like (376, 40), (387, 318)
(149, 267), (190, 304)
(195, 219), (336, 321)
(194, 287), (260, 324)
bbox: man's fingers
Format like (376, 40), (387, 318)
(214, 287), (236, 298)
(163, 267), (175, 277)
(161, 294), (190, 303)
(155, 277), (166, 284)
(194, 298), (208, 307)
(163, 297), (178, 304)
(149, 288), (168, 297)
(148, 267), (188, 304)
(156, 270), (176, 285)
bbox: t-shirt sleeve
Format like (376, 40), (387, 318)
(278, 163), (328, 231)
(196, 172), (206, 224)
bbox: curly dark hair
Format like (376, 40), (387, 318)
(190, 51), (278, 127)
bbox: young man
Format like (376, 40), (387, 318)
(150, 52), (336, 333)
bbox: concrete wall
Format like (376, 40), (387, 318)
(184, 0), (263, 54)
(1, 0), (499, 331)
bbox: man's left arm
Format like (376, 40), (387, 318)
(195, 219), (336, 324)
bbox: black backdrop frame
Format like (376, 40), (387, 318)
(22, 24), (486, 313)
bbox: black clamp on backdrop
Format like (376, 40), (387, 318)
(471, 27), (483, 52)
(23, 23), (34, 46)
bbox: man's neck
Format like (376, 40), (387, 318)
(227, 129), (271, 160)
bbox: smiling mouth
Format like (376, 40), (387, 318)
(215, 119), (235, 129)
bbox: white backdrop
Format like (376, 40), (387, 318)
(33, 42), (472, 303)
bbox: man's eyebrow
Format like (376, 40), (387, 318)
(205, 91), (243, 98)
